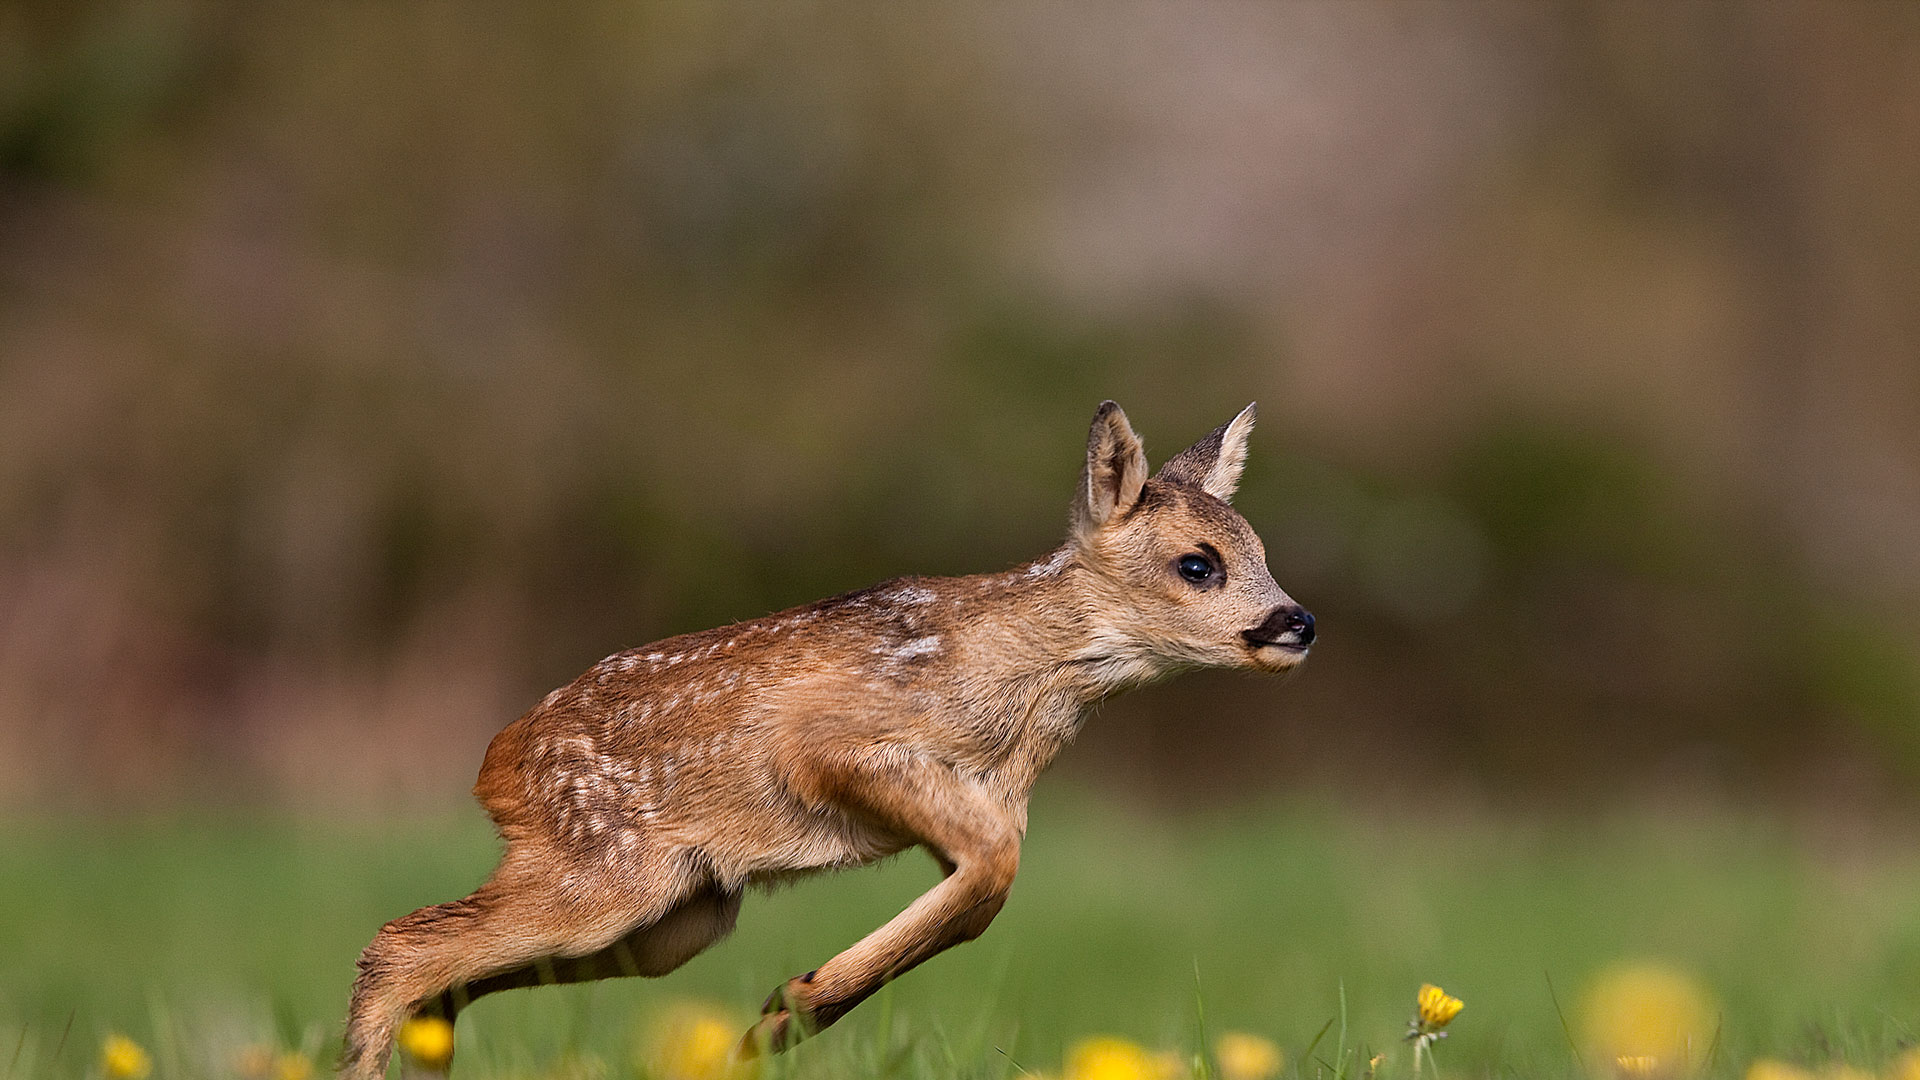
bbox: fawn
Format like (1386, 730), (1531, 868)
(342, 401), (1314, 1077)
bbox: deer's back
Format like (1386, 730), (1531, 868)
(471, 576), (1007, 878)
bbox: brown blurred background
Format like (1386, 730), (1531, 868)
(1, 1), (1917, 814)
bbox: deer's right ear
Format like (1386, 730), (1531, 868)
(1073, 401), (1148, 538)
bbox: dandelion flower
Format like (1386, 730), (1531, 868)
(1616, 1055), (1662, 1077)
(1415, 984), (1465, 1033)
(1891, 1049), (1920, 1080)
(101, 1035), (153, 1080)
(1580, 962), (1713, 1070)
(398, 1017), (456, 1071)
(1064, 1036), (1182, 1080)
(1214, 1032), (1283, 1080)
(643, 1003), (748, 1080)
(273, 1052), (314, 1080)
(1406, 984), (1463, 1078)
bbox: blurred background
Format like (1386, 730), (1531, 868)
(6, 0), (1919, 815)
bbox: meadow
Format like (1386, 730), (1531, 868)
(5, 791), (1919, 1080)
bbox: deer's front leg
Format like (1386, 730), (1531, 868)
(742, 750), (1020, 1055)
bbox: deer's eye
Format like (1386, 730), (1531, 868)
(1176, 553), (1214, 583)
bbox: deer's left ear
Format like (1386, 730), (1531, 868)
(1074, 400), (1150, 537)
(1155, 402), (1255, 503)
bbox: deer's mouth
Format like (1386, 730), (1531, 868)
(1241, 633), (1309, 654)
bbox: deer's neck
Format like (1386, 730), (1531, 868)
(951, 546), (1169, 798)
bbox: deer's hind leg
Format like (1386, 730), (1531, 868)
(343, 840), (721, 1080)
(431, 884), (743, 1010)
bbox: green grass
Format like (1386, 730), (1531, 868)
(5, 793), (1920, 1079)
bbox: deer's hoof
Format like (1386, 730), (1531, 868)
(738, 1010), (805, 1057)
(759, 973), (818, 1016)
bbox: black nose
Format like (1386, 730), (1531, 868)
(1244, 603), (1315, 647)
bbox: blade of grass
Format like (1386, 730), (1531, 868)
(934, 1015), (961, 1077)
(49, 1011), (74, 1067)
(5, 1024), (27, 1080)
(967, 945), (1018, 1062)
(1193, 959), (1214, 1080)
(1335, 980), (1349, 1080)
(991, 1019), (1026, 1080)
(1546, 972), (1588, 1080)
(1301, 1016), (1336, 1080)
(146, 992), (180, 1080)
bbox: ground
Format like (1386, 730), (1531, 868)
(4, 790), (1918, 1079)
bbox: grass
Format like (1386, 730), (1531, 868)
(4, 791), (1920, 1079)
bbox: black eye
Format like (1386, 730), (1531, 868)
(1176, 553), (1213, 583)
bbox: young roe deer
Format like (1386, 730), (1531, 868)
(342, 401), (1314, 1077)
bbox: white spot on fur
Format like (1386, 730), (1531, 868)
(1028, 548), (1072, 578)
(893, 635), (942, 662)
(889, 584), (937, 605)
(768, 611), (817, 634)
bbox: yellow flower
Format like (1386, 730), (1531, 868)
(1616, 1055), (1662, 1077)
(1890, 1049), (1920, 1080)
(1580, 963), (1713, 1069)
(272, 1052), (313, 1080)
(1744, 1061), (1814, 1080)
(1416, 984), (1464, 1031)
(398, 1017), (456, 1070)
(1064, 1036), (1183, 1080)
(643, 1003), (750, 1080)
(1214, 1032), (1283, 1080)
(102, 1035), (153, 1080)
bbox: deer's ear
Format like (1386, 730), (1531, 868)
(1073, 401), (1149, 537)
(1154, 402), (1255, 503)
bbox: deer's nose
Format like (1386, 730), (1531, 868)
(1243, 603), (1315, 648)
(1283, 606), (1315, 644)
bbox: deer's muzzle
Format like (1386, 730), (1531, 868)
(1242, 604), (1314, 649)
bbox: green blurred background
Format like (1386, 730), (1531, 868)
(4, 0), (1918, 813)
(4, 3), (1920, 1074)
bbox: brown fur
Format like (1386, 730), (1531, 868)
(340, 401), (1312, 1077)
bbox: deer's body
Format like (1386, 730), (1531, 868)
(343, 402), (1313, 1078)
